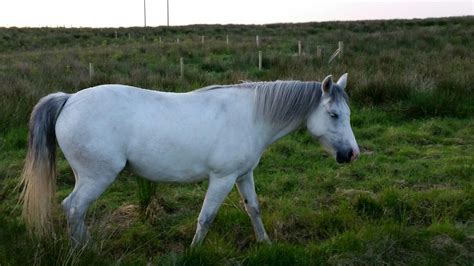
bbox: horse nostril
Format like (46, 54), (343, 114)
(351, 148), (360, 161)
(336, 150), (352, 164)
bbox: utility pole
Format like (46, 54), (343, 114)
(144, 0), (147, 27)
(167, 0), (170, 26)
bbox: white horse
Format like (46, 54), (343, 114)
(20, 74), (359, 246)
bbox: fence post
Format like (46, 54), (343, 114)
(159, 36), (162, 43)
(89, 63), (94, 80)
(177, 38), (180, 44)
(298, 40), (302, 56)
(115, 30), (118, 39)
(328, 45), (341, 64)
(256, 35), (259, 47)
(128, 33), (131, 40)
(226, 35), (229, 45)
(143, 36), (145, 41)
(258, 51), (262, 70)
(201, 35), (204, 44)
(180, 57), (184, 78)
(338, 41), (344, 58)
(317, 46), (322, 58)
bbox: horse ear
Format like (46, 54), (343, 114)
(322, 75), (333, 94)
(337, 73), (348, 90)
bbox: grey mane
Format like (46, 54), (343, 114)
(195, 80), (347, 124)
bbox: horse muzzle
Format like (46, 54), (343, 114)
(336, 147), (359, 164)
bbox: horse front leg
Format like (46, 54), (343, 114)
(190, 173), (238, 246)
(236, 171), (270, 243)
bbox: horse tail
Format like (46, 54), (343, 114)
(19, 92), (70, 238)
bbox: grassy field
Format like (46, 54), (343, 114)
(0, 17), (473, 265)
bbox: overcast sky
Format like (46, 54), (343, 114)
(0, 0), (472, 27)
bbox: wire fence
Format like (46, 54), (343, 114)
(87, 33), (345, 80)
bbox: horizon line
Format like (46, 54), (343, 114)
(1, 15), (471, 29)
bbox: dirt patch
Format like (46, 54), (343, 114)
(430, 234), (466, 256)
(336, 188), (375, 198)
(105, 204), (140, 231)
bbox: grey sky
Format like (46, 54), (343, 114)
(0, 0), (472, 27)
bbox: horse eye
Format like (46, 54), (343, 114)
(329, 112), (338, 118)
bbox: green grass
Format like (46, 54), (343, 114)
(1, 17), (473, 265)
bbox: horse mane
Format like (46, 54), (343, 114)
(195, 80), (347, 125)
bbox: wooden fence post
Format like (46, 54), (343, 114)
(177, 38), (180, 44)
(201, 35), (205, 44)
(115, 30), (118, 39)
(338, 41), (344, 58)
(128, 33), (131, 40)
(180, 57), (184, 78)
(256, 35), (260, 47)
(159, 36), (162, 43)
(89, 63), (94, 80)
(328, 45), (341, 64)
(298, 41), (302, 56)
(258, 51), (262, 70)
(317, 46), (322, 58)
(226, 35), (229, 45)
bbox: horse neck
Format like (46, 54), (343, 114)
(247, 80), (321, 147)
(199, 86), (306, 148)
(258, 118), (304, 147)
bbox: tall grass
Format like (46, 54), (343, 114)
(135, 176), (157, 211)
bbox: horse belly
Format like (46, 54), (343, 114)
(126, 140), (213, 183)
(128, 158), (210, 183)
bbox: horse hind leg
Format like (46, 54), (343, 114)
(61, 163), (124, 246)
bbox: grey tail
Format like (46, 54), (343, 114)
(19, 92), (70, 238)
